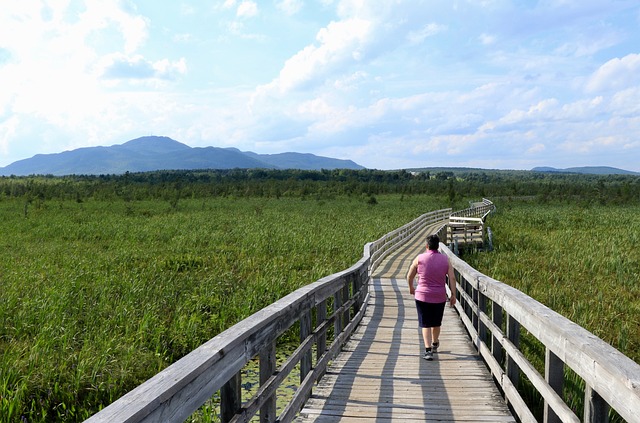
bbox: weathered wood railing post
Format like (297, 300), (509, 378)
(544, 348), (563, 423)
(584, 385), (609, 423)
(478, 289), (488, 349)
(472, 280), (480, 339)
(341, 281), (350, 330)
(334, 288), (343, 336)
(221, 372), (242, 423)
(316, 299), (327, 379)
(506, 314), (520, 402)
(259, 344), (276, 423)
(351, 272), (361, 316)
(492, 302), (504, 365)
(300, 310), (313, 388)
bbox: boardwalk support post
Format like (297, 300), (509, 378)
(300, 310), (313, 387)
(544, 348), (563, 423)
(478, 290), (488, 349)
(492, 303), (504, 366)
(316, 300), (328, 380)
(259, 344), (277, 423)
(506, 315), (520, 398)
(221, 372), (241, 423)
(584, 385), (609, 423)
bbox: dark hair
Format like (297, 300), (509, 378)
(427, 234), (440, 250)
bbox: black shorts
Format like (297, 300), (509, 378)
(415, 300), (446, 328)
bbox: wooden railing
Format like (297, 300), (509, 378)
(368, 208), (451, 270)
(450, 197), (495, 220)
(442, 246), (640, 423)
(85, 208), (454, 423)
(86, 257), (370, 423)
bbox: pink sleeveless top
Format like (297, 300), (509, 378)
(414, 250), (449, 303)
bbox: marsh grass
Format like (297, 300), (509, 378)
(466, 200), (640, 420)
(0, 194), (445, 422)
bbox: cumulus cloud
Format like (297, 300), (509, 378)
(480, 99), (560, 132)
(222, 0), (237, 10)
(237, 1), (258, 18)
(586, 53), (640, 93)
(100, 54), (187, 81)
(256, 17), (372, 95)
(276, 0), (303, 16)
(407, 23), (447, 44)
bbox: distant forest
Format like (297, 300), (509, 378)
(1, 168), (639, 205)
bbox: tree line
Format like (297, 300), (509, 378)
(1, 168), (639, 205)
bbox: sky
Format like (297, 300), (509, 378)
(1, 0), (640, 171)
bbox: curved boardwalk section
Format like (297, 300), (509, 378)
(296, 222), (515, 422)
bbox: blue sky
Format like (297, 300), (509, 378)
(1, 0), (639, 171)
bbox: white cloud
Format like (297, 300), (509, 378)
(610, 87), (640, 116)
(99, 54), (187, 82)
(257, 17), (373, 95)
(237, 1), (258, 18)
(527, 143), (546, 154)
(407, 23), (447, 44)
(276, 0), (303, 16)
(479, 33), (496, 45)
(222, 0), (237, 10)
(0, 116), (20, 155)
(586, 53), (640, 93)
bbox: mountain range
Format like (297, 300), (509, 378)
(531, 166), (640, 175)
(0, 136), (364, 176)
(1, 137), (637, 177)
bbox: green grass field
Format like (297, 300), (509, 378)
(465, 199), (640, 420)
(2, 194), (638, 422)
(466, 200), (640, 362)
(0, 194), (443, 422)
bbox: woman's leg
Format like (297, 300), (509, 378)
(422, 327), (433, 348)
(432, 326), (441, 346)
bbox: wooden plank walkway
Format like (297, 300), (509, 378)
(295, 222), (516, 422)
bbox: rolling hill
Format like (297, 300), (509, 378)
(531, 166), (640, 175)
(0, 136), (364, 176)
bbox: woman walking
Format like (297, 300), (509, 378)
(406, 234), (457, 360)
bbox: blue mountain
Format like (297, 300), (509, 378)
(0, 136), (365, 176)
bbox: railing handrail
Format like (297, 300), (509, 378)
(368, 208), (451, 272)
(450, 198), (495, 220)
(441, 245), (640, 423)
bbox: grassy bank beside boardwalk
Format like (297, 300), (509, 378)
(0, 194), (445, 422)
(466, 200), (640, 362)
(465, 199), (640, 420)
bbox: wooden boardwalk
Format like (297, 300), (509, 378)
(296, 223), (516, 422)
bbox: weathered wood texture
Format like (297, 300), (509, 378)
(447, 216), (484, 246)
(295, 275), (515, 422)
